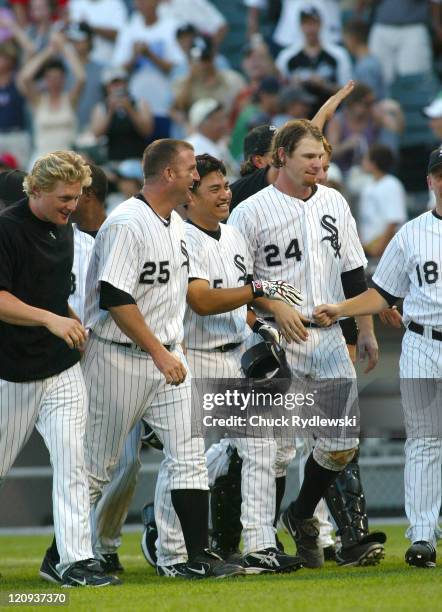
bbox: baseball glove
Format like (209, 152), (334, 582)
(251, 280), (303, 307)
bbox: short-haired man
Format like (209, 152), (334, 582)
(229, 119), (382, 568)
(150, 153), (303, 574)
(0, 150), (118, 587)
(314, 146), (442, 568)
(81, 139), (244, 579)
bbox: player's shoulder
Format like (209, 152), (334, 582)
(231, 184), (275, 216)
(99, 196), (148, 235)
(73, 225), (95, 248)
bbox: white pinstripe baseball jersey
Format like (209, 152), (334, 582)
(228, 183), (367, 318)
(84, 196), (189, 345)
(184, 222), (252, 350)
(372, 211), (442, 329)
(70, 225), (95, 322)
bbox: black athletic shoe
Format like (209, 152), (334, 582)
(280, 510), (324, 569)
(185, 549), (245, 579)
(405, 541), (436, 568)
(141, 502), (157, 567)
(39, 548), (62, 585)
(212, 547), (243, 564)
(336, 542), (384, 567)
(61, 559), (121, 587)
(242, 548), (303, 574)
(157, 563), (189, 577)
(100, 553), (124, 573)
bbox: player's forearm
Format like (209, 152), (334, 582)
(187, 285), (254, 316)
(108, 303), (165, 356)
(338, 289), (389, 317)
(0, 291), (58, 327)
(355, 314), (374, 335)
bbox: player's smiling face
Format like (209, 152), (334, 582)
(188, 170), (231, 229)
(170, 147), (199, 204)
(31, 181), (82, 225)
(283, 137), (324, 189)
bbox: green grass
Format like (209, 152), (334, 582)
(1, 526), (441, 611)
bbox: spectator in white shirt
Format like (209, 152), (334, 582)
(112, 0), (183, 122)
(358, 143), (407, 257)
(69, 0), (128, 66)
(159, 0), (227, 48)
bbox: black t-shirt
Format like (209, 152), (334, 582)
(0, 199), (80, 382)
(230, 167), (269, 212)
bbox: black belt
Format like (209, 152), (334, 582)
(408, 321), (442, 342)
(110, 341), (172, 351)
(214, 342), (242, 353)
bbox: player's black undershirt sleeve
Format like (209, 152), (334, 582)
(99, 281), (136, 309)
(371, 281), (400, 307)
(340, 267), (368, 298)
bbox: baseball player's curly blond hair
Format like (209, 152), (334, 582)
(23, 150), (92, 196)
(271, 119), (323, 168)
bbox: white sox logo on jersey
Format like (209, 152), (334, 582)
(181, 240), (189, 271)
(234, 254), (247, 284)
(320, 215), (341, 259)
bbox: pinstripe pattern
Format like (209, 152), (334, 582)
(84, 197), (187, 345)
(82, 197), (208, 563)
(374, 211), (442, 545)
(229, 183), (363, 467)
(69, 226), (94, 322)
(184, 223), (252, 349)
(0, 364), (93, 573)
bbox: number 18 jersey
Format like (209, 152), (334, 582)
(373, 211), (442, 328)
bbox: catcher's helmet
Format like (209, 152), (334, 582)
(241, 340), (292, 393)
(141, 420), (164, 451)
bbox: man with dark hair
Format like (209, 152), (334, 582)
(229, 119), (383, 568)
(359, 143), (407, 257)
(0, 169), (26, 210)
(71, 164), (108, 237)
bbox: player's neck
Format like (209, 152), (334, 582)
(435, 200), (442, 217)
(188, 213), (219, 232)
(142, 186), (175, 219)
(273, 175), (312, 200)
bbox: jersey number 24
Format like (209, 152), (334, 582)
(264, 239), (302, 266)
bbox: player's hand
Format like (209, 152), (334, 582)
(46, 314), (88, 349)
(311, 80), (355, 128)
(271, 301), (309, 343)
(152, 347), (187, 386)
(251, 280), (303, 307)
(313, 303), (341, 326)
(378, 305), (402, 328)
(357, 331), (379, 374)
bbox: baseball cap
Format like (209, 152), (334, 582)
(101, 67), (128, 86)
(423, 94), (442, 119)
(115, 159), (144, 181)
(0, 152), (18, 170)
(189, 98), (222, 129)
(0, 169), (26, 207)
(278, 85), (316, 109)
(66, 22), (93, 43)
(300, 6), (321, 21)
(427, 146), (442, 174)
(244, 125), (277, 159)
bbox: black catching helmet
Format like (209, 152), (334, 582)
(241, 340), (292, 393)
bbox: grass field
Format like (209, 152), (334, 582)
(1, 526), (441, 611)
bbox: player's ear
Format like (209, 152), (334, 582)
(427, 174), (432, 191)
(164, 166), (175, 183)
(277, 147), (286, 166)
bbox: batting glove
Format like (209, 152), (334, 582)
(252, 318), (281, 344)
(251, 280), (303, 307)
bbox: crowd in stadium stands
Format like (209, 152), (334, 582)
(1, 0), (442, 257)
